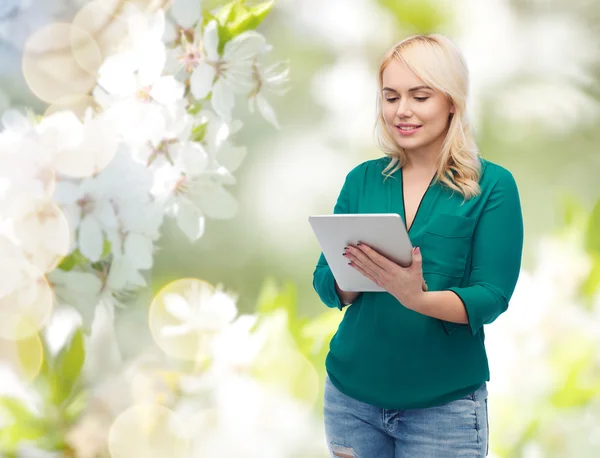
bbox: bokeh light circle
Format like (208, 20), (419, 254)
(14, 330), (44, 381)
(14, 201), (71, 273)
(52, 111), (120, 178)
(149, 278), (222, 362)
(108, 403), (189, 458)
(73, 0), (130, 60)
(22, 23), (102, 104)
(0, 275), (54, 341)
(44, 95), (97, 120)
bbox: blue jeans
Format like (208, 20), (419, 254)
(324, 375), (489, 457)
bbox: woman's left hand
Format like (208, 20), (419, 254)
(343, 243), (426, 309)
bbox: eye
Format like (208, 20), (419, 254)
(415, 97), (429, 102)
(385, 97), (398, 103)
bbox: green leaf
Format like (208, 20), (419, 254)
(191, 122), (208, 142)
(561, 193), (588, 228)
(211, 1), (237, 51)
(188, 101), (204, 115)
(375, 0), (451, 33)
(249, 1), (275, 21)
(255, 277), (297, 318)
(101, 239), (111, 258)
(31, 337), (54, 403)
(550, 335), (600, 408)
(215, 0), (238, 26)
(581, 253), (600, 303)
(51, 329), (85, 407)
(585, 200), (600, 255)
(57, 249), (89, 271)
(57, 253), (76, 271)
(0, 397), (47, 451)
(227, 1), (274, 37)
(245, 1), (274, 30)
(64, 390), (88, 425)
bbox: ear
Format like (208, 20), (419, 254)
(449, 103), (455, 114)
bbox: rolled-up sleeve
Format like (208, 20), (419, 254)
(446, 169), (524, 335)
(312, 172), (353, 311)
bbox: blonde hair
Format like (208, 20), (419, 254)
(374, 34), (481, 199)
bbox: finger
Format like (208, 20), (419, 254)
(345, 246), (382, 273)
(349, 261), (379, 286)
(356, 243), (397, 271)
(422, 278), (428, 292)
(411, 246), (423, 272)
(345, 251), (380, 280)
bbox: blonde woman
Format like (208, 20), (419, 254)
(313, 34), (523, 457)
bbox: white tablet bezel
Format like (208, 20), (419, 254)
(309, 213), (413, 292)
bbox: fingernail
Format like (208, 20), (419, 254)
(414, 246), (420, 254)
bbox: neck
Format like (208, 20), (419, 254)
(402, 127), (448, 174)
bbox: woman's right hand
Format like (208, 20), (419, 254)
(335, 281), (360, 305)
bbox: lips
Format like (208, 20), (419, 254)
(395, 125), (422, 136)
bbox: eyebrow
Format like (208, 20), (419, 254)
(382, 85), (433, 93)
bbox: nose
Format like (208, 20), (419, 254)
(395, 97), (412, 118)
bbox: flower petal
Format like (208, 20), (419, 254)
(217, 143), (246, 173)
(193, 185), (238, 219)
(211, 80), (235, 121)
(97, 52), (138, 96)
(150, 76), (185, 105)
(124, 233), (154, 269)
(163, 19), (178, 43)
(190, 62), (216, 100)
(178, 142), (209, 176)
(202, 20), (220, 61)
(94, 200), (118, 228)
(175, 200), (205, 241)
(170, 0), (202, 29)
(164, 293), (192, 320)
(137, 42), (166, 87)
(78, 215), (104, 262)
(256, 94), (280, 129)
(161, 323), (193, 337)
(223, 31), (265, 61)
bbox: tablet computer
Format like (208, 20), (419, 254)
(308, 213), (413, 292)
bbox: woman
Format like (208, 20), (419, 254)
(312, 34), (523, 458)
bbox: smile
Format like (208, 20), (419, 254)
(395, 125), (422, 136)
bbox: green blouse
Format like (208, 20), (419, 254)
(312, 156), (524, 409)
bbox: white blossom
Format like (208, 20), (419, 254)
(190, 20), (266, 120)
(162, 282), (238, 337)
(248, 59), (290, 129)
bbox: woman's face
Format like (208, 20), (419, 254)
(381, 59), (454, 155)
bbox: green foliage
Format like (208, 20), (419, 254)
(0, 397), (49, 454)
(550, 335), (600, 408)
(375, 0), (452, 33)
(50, 329), (85, 407)
(191, 121), (208, 142)
(0, 329), (87, 455)
(57, 240), (111, 272)
(205, 0), (274, 54)
(585, 200), (600, 253)
(562, 193), (589, 229)
(57, 249), (88, 271)
(254, 277), (341, 411)
(581, 200), (600, 303)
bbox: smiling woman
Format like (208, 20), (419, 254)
(312, 33), (524, 458)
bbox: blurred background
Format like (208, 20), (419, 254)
(1, 0), (600, 457)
